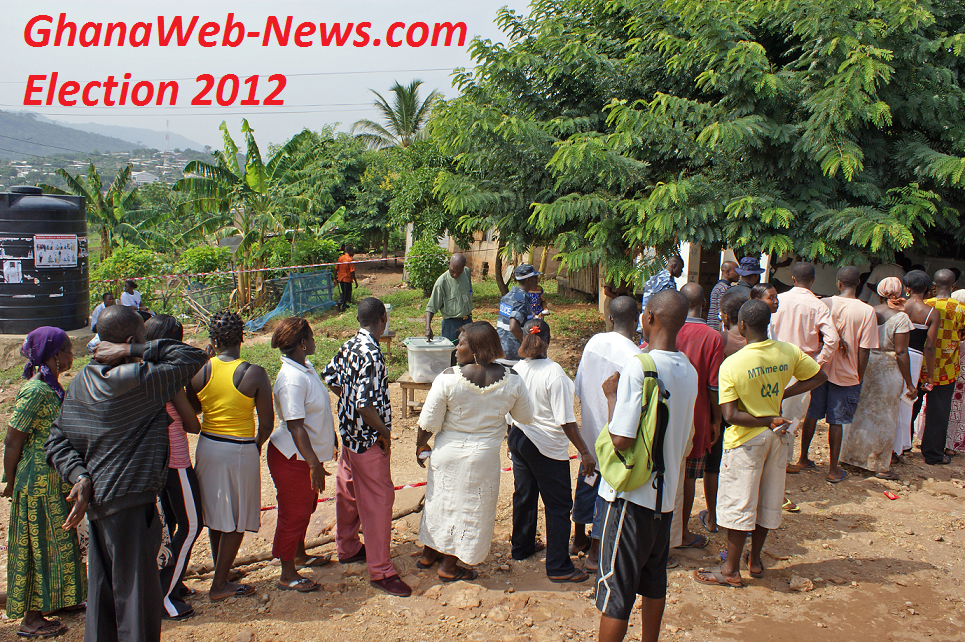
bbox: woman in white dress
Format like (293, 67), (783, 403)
(415, 321), (534, 581)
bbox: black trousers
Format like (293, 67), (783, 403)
(159, 467), (203, 617)
(441, 316), (472, 366)
(508, 425), (575, 577)
(87, 502), (163, 642)
(338, 281), (353, 310)
(921, 383), (955, 464)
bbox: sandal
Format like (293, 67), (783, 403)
(875, 471), (900, 481)
(786, 460), (816, 474)
(741, 551), (764, 578)
(698, 510), (718, 533)
(439, 567), (478, 583)
(296, 554), (332, 569)
(549, 568), (590, 583)
(209, 583), (256, 602)
(782, 498), (801, 512)
(666, 556), (680, 569)
(415, 556), (439, 570)
(277, 578), (320, 593)
(678, 534), (709, 549)
(17, 619), (67, 638)
(570, 540), (591, 556)
(694, 566), (742, 588)
(826, 470), (849, 484)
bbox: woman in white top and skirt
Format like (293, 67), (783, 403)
(509, 319), (596, 582)
(415, 321), (534, 582)
(267, 318), (337, 593)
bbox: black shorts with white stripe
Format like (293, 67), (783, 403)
(594, 497), (672, 620)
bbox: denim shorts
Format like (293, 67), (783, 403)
(806, 381), (862, 425)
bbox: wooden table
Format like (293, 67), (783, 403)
(397, 371), (432, 419)
(378, 330), (396, 359)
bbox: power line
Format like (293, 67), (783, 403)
(0, 67), (457, 84)
(0, 133), (97, 155)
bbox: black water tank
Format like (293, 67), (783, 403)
(0, 186), (88, 333)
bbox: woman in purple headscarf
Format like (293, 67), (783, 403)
(3, 327), (87, 637)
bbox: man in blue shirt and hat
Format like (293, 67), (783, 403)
(730, 257), (766, 298)
(497, 264), (541, 361)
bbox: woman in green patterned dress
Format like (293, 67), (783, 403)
(3, 327), (86, 638)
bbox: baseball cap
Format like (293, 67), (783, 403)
(735, 256), (765, 276)
(514, 264), (542, 280)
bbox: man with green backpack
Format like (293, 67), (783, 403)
(594, 290), (698, 642)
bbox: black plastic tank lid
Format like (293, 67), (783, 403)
(10, 186), (43, 194)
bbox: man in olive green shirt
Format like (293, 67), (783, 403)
(425, 254), (473, 363)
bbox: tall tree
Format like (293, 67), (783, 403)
(40, 162), (169, 260)
(434, 0), (965, 285)
(351, 80), (442, 149)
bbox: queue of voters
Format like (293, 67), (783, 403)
(3, 251), (965, 642)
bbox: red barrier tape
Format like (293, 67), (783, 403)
(258, 454), (579, 512)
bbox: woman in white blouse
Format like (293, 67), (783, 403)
(414, 321), (534, 582)
(267, 317), (337, 592)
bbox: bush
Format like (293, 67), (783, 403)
(176, 245), (233, 287)
(90, 246), (162, 310)
(259, 236), (341, 280)
(406, 239), (450, 296)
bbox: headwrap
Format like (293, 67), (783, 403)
(877, 277), (906, 312)
(952, 289), (965, 304)
(21, 326), (68, 401)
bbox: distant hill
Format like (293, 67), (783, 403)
(0, 111), (142, 159)
(34, 114), (206, 153)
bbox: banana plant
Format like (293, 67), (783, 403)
(173, 119), (313, 307)
(40, 163), (170, 259)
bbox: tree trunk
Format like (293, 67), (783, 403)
(538, 246), (549, 274)
(381, 228), (389, 268)
(494, 241), (509, 296)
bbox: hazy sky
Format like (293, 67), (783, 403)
(4, 1), (531, 149)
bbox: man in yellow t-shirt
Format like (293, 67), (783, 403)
(695, 300), (825, 589)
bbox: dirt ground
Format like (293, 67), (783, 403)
(1, 272), (964, 641)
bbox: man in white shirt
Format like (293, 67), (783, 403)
(90, 292), (115, 332)
(572, 296), (641, 571)
(859, 259), (906, 305)
(596, 290), (698, 642)
(121, 279), (152, 321)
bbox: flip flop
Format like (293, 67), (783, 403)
(277, 578), (320, 593)
(693, 566), (742, 588)
(666, 556), (680, 569)
(698, 510), (718, 533)
(782, 498), (801, 512)
(826, 470), (849, 484)
(549, 568), (590, 583)
(209, 583), (256, 602)
(741, 551), (764, 578)
(786, 460), (817, 474)
(162, 609), (196, 621)
(17, 620), (67, 638)
(415, 556), (439, 570)
(569, 540), (591, 555)
(875, 471), (900, 481)
(678, 534), (709, 549)
(439, 567), (478, 583)
(296, 554), (332, 569)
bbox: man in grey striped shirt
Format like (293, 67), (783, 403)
(46, 305), (207, 642)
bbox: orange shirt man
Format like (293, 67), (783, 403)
(336, 246), (359, 312)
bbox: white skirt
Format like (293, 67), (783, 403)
(194, 434), (261, 533)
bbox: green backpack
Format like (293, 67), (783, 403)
(595, 353), (671, 503)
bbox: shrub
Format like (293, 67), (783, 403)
(90, 246), (162, 310)
(406, 239), (450, 296)
(176, 245), (233, 287)
(259, 236), (341, 280)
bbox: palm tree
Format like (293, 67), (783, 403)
(351, 80), (442, 149)
(40, 163), (169, 260)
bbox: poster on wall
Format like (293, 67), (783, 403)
(2, 260), (22, 284)
(33, 235), (78, 268)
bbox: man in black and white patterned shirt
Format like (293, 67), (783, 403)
(322, 297), (411, 597)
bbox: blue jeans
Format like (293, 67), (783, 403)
(573, 472), (604, 539)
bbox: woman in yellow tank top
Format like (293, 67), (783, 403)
(189, 311), (274, 603)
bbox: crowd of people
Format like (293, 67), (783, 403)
(3, 251), (963, 642)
